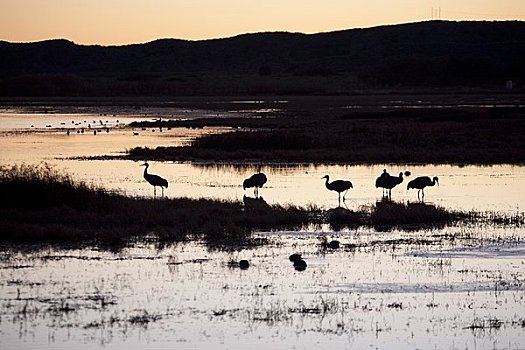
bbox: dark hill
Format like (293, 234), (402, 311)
(1, 20), (524, 96)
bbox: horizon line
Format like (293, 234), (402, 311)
(2, 19), (522, 47)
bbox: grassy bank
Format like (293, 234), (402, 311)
(0, 165), (309, 248)
(3, 165), (521, 250)
(127, 107), (525, 164)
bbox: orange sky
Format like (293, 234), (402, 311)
(1, 0), (524, 45)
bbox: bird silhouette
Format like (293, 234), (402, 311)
(375, 171), (409, 198)
(141, 162), (168, 197)
(322, 175), (353, 202)
(407, 176), (439, 200)
(243, 168), (267, 197)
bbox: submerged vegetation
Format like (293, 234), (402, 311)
(1, 164), (522, 248)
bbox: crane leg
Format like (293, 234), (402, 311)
(154, 186), (157, 198)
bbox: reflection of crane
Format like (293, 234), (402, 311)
(375, 171), (410, 198)
(243, 170), (267, 197)
(322, 175), (353, 202)
(141, 162), (168, 197)
(243, 195), (269, 210)
(407, 176), (439, 200)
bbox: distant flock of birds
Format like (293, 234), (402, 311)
(141, 163), (439, 201)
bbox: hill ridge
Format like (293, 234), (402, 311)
(1, 20), (524, 96)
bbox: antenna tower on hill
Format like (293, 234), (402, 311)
(431, 7), (442, 19)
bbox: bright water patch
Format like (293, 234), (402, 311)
(1, 229), (524, 349)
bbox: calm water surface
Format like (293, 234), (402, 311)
(1, 112), (524, 213)
(0, 107), (524, 349)
(1, 233), (524, 349)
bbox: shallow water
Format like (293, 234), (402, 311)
(1, 229), (524, 350)
(1, 107), (524, 349)
(1, 120), (524, 214)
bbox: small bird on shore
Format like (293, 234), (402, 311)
(407, 176), (439, 200)
(141, 162), (168, 197)
(322, 175), (353, 202)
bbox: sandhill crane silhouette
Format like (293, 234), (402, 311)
(243, 168), (267, 197)
(375, 170), (410, 198)
(407, 176), (439, 200)
(141, 162), (168, 197)
(322, 175), (353, 202)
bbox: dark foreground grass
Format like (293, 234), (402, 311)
(0, 164), (308, 248)
(1, 165), (521, 249)
(127, 107), (525, 164)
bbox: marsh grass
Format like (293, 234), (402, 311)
(0, 164), (309, 247)
(126, 108), (525, 164)
(1, 164), (522, 248)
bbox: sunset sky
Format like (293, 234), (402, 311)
(1, 0), (524, 45)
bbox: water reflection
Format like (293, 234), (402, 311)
(243, 195), (269, 210)
(1, 116), (525, 214)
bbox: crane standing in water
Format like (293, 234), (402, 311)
(375, 170), (410, 199)
(141, 162), (168, 197)
(243, 168), (267, 197)
(322, 175), (353, 202)
(407, 176), (439, 200)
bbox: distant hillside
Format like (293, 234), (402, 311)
(1, 20), (524, 96)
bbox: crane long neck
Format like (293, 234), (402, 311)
(143, 165), (149, 177)
(324, 177), (330, 188)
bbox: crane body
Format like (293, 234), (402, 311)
(141, 162), (168, 197)
(322, 175), (353, 202)
(407, 176), (439, 200)
(243, 172), (267, 197)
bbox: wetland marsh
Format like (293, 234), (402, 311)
(0, 97), (524, 349)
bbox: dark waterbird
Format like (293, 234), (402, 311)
(141, 162), (168, 197)
(239, 260), (250, 270)
(289, 253), (307, 271)
(407, 176), (439, 200)
(243, 170), (267, 197)
(375, 170), (411, 198)
(293, 259), (307, 271)
(289, 253), (302, 262)
(322, 175), (353, 202)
